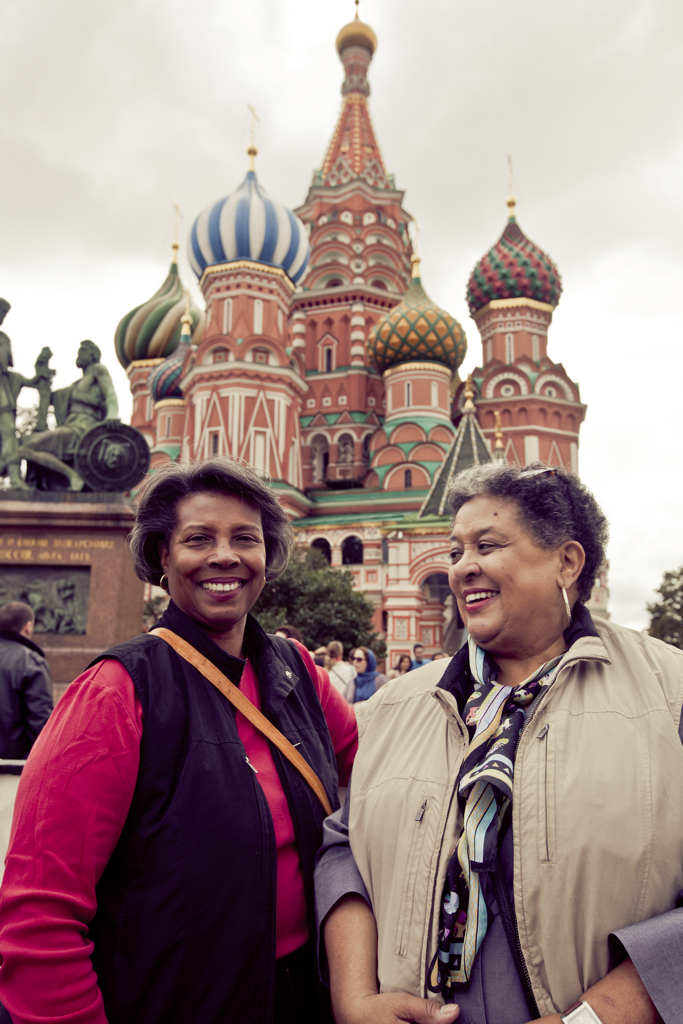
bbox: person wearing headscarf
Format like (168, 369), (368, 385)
(344, 648), (386, 703)
(316, 462), (683, 1024)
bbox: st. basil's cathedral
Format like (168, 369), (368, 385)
(115, 7), (609, 665)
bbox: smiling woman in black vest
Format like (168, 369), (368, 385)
(0, 458), (358, 1024)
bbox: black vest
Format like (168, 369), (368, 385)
(88, 603), (339, 1024)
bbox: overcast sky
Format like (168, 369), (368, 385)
(1, 0), (682, 628)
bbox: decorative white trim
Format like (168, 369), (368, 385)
(534, 373), (575, 401)
(484, 372), (530, 398)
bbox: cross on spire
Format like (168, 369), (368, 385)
(171, 203), (183, 261)
(506, 154), (517, 219)
(247, 104), (259, 171)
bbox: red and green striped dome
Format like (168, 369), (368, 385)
(466, 214), (562, 315)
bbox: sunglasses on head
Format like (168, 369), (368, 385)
(521, 467), (558, 479)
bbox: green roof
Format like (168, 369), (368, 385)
(418, 412), (492, 518)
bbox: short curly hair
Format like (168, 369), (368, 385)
(129, 458), (294, 586)
(446, 462), (609, 603)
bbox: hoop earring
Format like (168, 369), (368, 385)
(159, 574), (169, 592)
(561, 585), (571, 624)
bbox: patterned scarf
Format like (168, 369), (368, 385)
(428, 638), (563, 995)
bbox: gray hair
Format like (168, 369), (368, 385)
(446, 462), (608, 603)
(129, 457), (294, 586)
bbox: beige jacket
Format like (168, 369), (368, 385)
(349, 617), (683, 1015)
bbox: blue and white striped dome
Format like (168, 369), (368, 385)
(189, 169), (310, 284)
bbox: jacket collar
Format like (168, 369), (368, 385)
(0, 629), (45, 657)
(437, 603), (606, 716)
(157, 601), (257, 686)
(155, 602), (301, 713)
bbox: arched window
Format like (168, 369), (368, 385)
(405, 381), (412, 407)
(371, 279), (387, 290)
(324, 346), (333, 373)
(311, 538), (331, 564)
(337, 433), (354, 464)
(505, 333), (515, 364)
(310, 434), (329, 483)
(404, 469), (412, 489)
(532, 334), (540, 362)
(341, 536), (363, 565)
(430, 380), (438, 408)
(381, 537), (389, 562)
(327, 279), (343, 288)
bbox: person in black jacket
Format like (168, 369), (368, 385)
(0, 602), (53, 758)
(0, 458), (357, 1024)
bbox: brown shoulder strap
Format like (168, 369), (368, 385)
(150, 627), (332, 817)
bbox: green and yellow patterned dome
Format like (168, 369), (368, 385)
(367, 256), (467, 375)
(114, 246), (204, 369)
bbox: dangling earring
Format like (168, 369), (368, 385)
(159, 574), (169, 592)
(561, 585), (571, 624)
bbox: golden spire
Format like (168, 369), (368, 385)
(336, 0), (377, 56)
(410, 253), (421, 279)
(462, 374), (476, 413)
(247, 104), (259, 171)
(171, 203), (182, 263)
(506, 153), (516, 220)
(494, 410), (505, 459)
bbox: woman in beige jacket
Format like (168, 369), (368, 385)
(316, 463), (683, 1024)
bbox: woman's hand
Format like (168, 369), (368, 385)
(325, 895), (459, 1024)
(338, 991), (459, 1024)
(523, 960), (662, 1024)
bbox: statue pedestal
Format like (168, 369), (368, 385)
(0, 493), (143, 699)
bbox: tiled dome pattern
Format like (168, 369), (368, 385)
(466, 218), (562, 315)
(148, 316), (192, 402)
(115, 261), (203, 369)
(189, 169), (310, 285)
(367, 274), (467, 375)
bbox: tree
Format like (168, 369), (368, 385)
(252, 546), (386, 659)
(647, 566), (683, 649)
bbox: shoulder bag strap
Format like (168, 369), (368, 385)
(150, 627), (332, 816)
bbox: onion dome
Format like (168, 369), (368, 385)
(148, 308), (192, 402)
(114, 248), (203, 369)
(336, 2), (377, 56)
(466, 198), (563, 315)
(367, 256), (467, 375)
(188, 150), (310, 285)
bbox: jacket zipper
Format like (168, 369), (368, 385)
(537, 723), (550, 862)
(397, 799), (430, 957)
(423, 782), (458, 998)
(491, 858), (540, 1019)
(423, 693), (469, 998)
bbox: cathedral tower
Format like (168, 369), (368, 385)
(291, 8), (414, 488)
(181, 152), (309, 499)
(114, 242), (203, 453)
(456, 196), (585, 469)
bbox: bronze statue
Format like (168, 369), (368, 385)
(33, 347), (56, 432)
(16, 340), (119, 491)
(0, 303), (149, 494)
(0, 299), (35, 490)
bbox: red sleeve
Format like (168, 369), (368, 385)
(291, 641), (357, 786)
(0, 660), (143, 1024)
